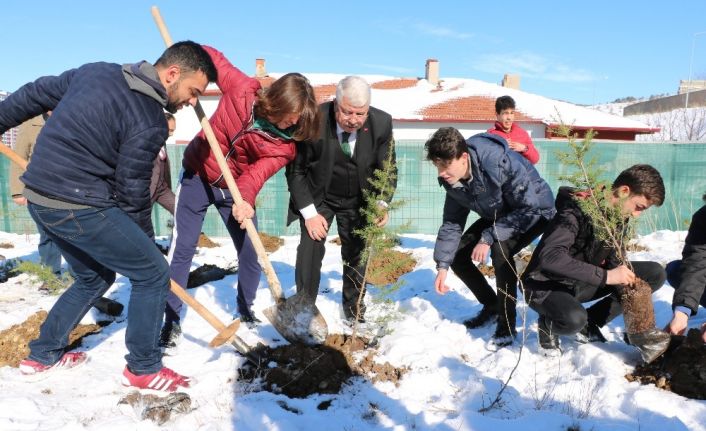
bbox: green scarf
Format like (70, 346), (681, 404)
(251, 117), (295, 140)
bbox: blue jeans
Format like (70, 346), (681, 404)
(27, 203), (169, 374)
(37, 221), (63, 276)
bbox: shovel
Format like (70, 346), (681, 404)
(0, 141), (259, 361)
(151, 6), (328, 345)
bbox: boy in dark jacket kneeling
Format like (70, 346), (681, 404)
(523, 164), (668, 361)
(426, 128), (555, 347)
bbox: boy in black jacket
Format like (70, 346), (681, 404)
(665, 196), (706, 342)
(522, 165), (668, 361)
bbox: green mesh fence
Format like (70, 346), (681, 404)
(1, 140), (705, 238)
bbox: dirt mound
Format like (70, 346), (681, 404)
(625, 329), (706, 399)
(238, 333), (406, 399)
(0, 311), (101, 368)
(187, 264), (237, 289)
(197, 232), (219, 248)
(366, 249), (417, 286)
(259, 232), (284, 253)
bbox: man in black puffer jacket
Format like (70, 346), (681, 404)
(0, 41), (216, 392)
(523, 164), (668, 362)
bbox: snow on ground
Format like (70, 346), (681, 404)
(0, 230), (704, 431)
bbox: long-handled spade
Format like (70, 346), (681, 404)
(0, 142), (259, 363)
(151, 6), (328, 345)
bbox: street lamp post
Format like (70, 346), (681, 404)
(685, 31), (706, 109)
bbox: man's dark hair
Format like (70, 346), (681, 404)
(495, 95), (516, 114)
(155, 41), (217, 83)
(424, 127), (467, 164)
(612, 164), (665, 206)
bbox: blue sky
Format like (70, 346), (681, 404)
(3, 0), (706, 105)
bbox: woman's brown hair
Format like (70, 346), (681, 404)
(254, 73), (320, 142)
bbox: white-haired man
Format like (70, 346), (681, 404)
(286, 76), (396, 322)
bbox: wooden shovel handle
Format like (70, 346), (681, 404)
(0, 140), (28, 170)
(151, 6), (285, 301)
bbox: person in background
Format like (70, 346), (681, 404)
(10, 114), (62, 279)
(286, 76), (396, 324)
(150, 112), (176, 215)
(0, 40), (217, 392)
(161, 45), (320, 349)
(487, 95), (539, 164)
(665, 193), (706, 343)
(426, 127), (554, 348)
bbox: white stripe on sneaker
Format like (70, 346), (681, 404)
(148, 375), (174, 391)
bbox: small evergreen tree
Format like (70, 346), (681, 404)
(555, 125), (635, 268)
(349, 138), (408, 340)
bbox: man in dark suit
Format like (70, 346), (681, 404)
(286, 76), (396, 323)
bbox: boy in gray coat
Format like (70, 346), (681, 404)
(426, 127), (555, 347)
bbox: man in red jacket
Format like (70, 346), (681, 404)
(487, 95), (539, 164)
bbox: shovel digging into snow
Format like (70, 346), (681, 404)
(151, 6), (328, 345)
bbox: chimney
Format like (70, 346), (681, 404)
(501, 73), (520, 89)
(425, 59), (439, 87)
(255, 58), (267, 78)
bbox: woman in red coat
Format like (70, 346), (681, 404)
(161, 46), (319, 348)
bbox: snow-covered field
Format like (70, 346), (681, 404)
(0, 229), (704, 431)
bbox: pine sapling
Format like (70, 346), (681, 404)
(348, 138), (407, 340)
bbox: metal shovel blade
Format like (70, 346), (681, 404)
(262, 295), (328, 346)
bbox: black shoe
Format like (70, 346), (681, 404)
(237, 311), (262, 329)
(491, 322), (517, 347)
(575, 321), (607, 344)
(463, 305), (498, 329)
(158, 322), (182, 349)
(93, 297), (124, 317)
(538, 316), (561, 355)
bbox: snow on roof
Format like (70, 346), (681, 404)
(201, 72), (654, 132)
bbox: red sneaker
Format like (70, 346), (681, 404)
(19, 351), (88, 375)
(121, 366), (191, 393)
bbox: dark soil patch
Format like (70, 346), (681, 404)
(197, 232), (219, 248)
(366, 249), (417, 286)
(621, 278), (656, 334)
(238, 333), (407, 398)
(186, 264), (237, 289)
(0, 310), (101, 368)
(625, 329), (706, 399)
(0, 243), (14, 249)
(259, 232), (284, 253)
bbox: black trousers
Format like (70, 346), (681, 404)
(450, 217), (549, 329)
(295, 196), (367, 318)
(527, 261), (666, 336)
